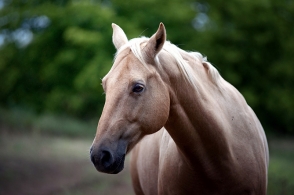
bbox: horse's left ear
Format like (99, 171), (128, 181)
(143, 22), (166, 60)
(112, 23), (128, 50)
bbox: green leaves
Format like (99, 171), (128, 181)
(0, 0), (293, 133)
(64, 27), (103, 46)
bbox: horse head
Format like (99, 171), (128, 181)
(90, 23), (170, 174)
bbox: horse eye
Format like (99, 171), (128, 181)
(132, 84), (145, 93)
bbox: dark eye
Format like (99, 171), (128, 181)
(132, 83), (145, 93)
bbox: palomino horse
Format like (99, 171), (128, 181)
(90, 23), (269, 195)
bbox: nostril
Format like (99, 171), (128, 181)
(100, 150), (113, 168)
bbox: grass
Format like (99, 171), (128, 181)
(1, 134), (293, 195)
(0, 108), (294, 194)
(0, 107), (97, 138)
(0, 133), (134, 195)
(0, 108), (134, 195)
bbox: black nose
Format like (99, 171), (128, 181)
(90, 140), (127, 174)
(91, 149), (114, 170)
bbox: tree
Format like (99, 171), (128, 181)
(189, 0), (294, 133)
(0, 0), (117, 117)
(0, 0), (293, 133)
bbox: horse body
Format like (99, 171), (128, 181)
(130, 47), (268, 195)
(90, 23), (269, 195)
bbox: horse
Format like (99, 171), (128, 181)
(90, 23), (269, 195)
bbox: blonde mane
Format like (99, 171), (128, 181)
(115, 37), (223, 91)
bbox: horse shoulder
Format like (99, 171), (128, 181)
(219, 83), (269, 194)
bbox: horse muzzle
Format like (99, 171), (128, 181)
(90, 140), (127, 174)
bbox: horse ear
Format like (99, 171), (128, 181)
(143, 22), (166, 60)
(112, 23), (128, 50)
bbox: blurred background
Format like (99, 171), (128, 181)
(0, 0), (293, 194)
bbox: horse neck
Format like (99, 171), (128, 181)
(158, 50), (233, 168)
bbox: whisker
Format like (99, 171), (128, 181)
(139, 28), (148, 36)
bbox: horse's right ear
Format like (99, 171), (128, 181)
(143, 23), (166, 60)
(112, 23), (128, 50)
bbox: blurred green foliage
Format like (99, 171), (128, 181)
(0, 107), (97, 137)
(0, 0), (293, 133)
(268, 138), (294, 194)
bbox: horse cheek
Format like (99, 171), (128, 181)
(149, 89), (170, 133)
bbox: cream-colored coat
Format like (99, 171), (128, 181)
(90, 23), (269, 195)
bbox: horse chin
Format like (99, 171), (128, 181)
(110, 156), (125, 174)
(109, 154), (126, 174)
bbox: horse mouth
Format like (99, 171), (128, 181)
(109, 154), (125, 174)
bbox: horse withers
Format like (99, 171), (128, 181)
(90, 23), (269, 195)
